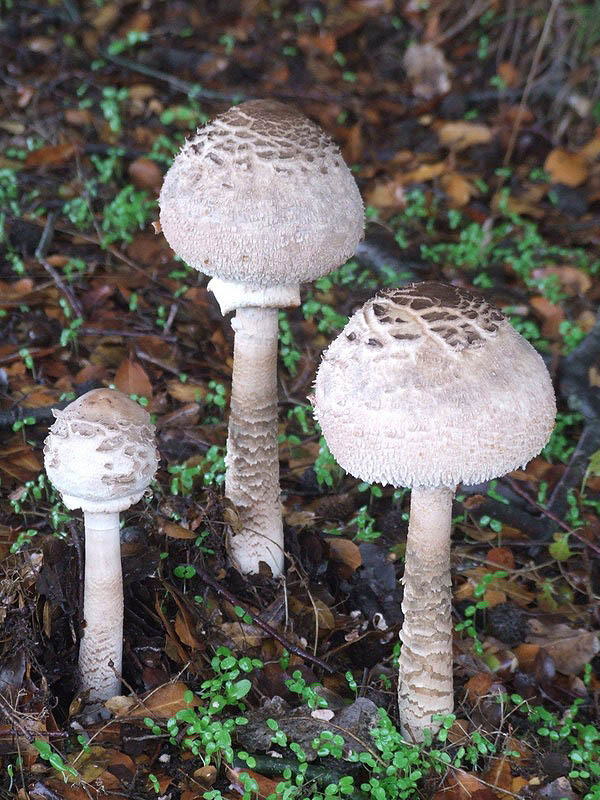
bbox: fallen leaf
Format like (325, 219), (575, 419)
(465, 672), (493, 702)
(175, 610), (202, 649)
(114, 358), (153, 399)
(440, 172), (476, 206)
(128, 157), (163, 195)
(325, 537), (362, 572)
(437, 121), (493, 150)
(528, 620), (600, 674)
(160, 520), (197, 540)
(514, 643), (540, 671)
(529, 295), (565, 338)
(25, 143), (78, 168)
(166, 378), (207, 403)
(497, 61), (520, 88)
(487, 547), (515, 570)
(135, 681), (199, 718)
(544, 148), (589, 187)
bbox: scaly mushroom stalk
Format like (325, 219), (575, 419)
(79, 512), (123, 700)
(313, 281), (556, 741)
(398, 487), (453, 739)
(226, 306), (283, 575)
(159, 99), (364, 576)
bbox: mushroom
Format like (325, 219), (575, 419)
(159, 99), (364, 577)
(43, 388), (159, 702)
(312, 281), (556, 741)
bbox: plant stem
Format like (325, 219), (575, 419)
(79, 512), (123, 701)
(398, 486), (454, 741)
(226, 307), (284, 576)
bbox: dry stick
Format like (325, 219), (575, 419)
(192, 564), (333, 673)
(503, 0), (561, 166)
(35, 213), (84, 320)
(433, 0), (493, 46)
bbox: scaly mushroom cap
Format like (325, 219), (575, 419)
(313, 282), (556, 488)
(159, 99), (364, 286)
(44, 389), (159, 512)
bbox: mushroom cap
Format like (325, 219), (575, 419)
(313, 282), (556, 489)
(159, 99), (364, 287)
(44, 389), (159, 513)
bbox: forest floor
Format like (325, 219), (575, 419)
(1, 1), (600, 799)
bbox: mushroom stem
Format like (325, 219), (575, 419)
(79, 512), (123, 701)
(226, 306), (284, 576)
(398, 486), (454, 741)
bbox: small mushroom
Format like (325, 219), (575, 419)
(159, 100), (364, 576)
(43, 389), (159, 702)
(312, 281), (556, 741)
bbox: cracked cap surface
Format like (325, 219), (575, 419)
(159, 99), (364, 287)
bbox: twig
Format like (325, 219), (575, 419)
(103, 52), (242, 102)
(192, 564), (333, 673)
(434, 0), (493, 46)
(79, 326), (177, 342)
(35, 213), (84, 319)
(503, 0), (561, 165)
(0, 398), (74, 430)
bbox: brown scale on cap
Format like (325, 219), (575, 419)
(348, 282), (505, 352)
(314, 281), (556, 489)
(159, 99), (364, 286)
(190, 100), (336, 175)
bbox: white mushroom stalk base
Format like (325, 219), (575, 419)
(226, 307), (284, 576)
(79, 512), (123, 702)
(398, 486), (454, 742)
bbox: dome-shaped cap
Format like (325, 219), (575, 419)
(313, 282), (556, 489)
(44, 389), (159, 513)
(159, 99), (364, 287)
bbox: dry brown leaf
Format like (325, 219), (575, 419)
(220, 621), (264, 649)
(440, 172), (475, 206)
(437, 121), (493, 151)
(497, 61), (520, 88)
(326, 537), (362, 572)
(25, 143), (78, 168)
(544, 148), (589, 187)
(65, 108), (94, 127)
(160, 520), (196, 540)
(530, 295), (565, 339)
(175, 610), (202, 649)
(528, 620), (600, 674)
(465, 672), (493, 702)
(435, 768), (498, 800)
(114, 358), (153, 399)
(401, 161), (446, 184)
(166, 378), (207, 403)
(514, 643), (540, 671)
(108, 681), (199, 718)
(487, 546), (515, 570)
(128, 157), (163, 195)
(284, 509), (317, 528)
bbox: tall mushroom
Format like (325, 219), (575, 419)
(312, 281), (556, 741)
(44, 389), (159, 702)
(159, 99), (364, 577)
